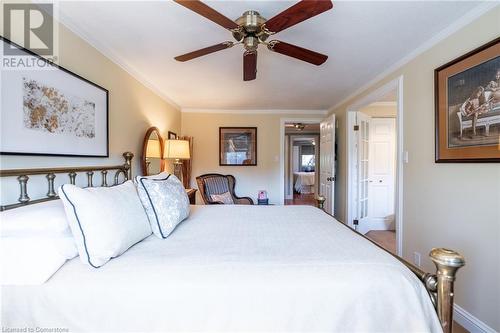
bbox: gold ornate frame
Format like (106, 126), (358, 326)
(316, 196), (464, 333)
(0, 152), (133, 211)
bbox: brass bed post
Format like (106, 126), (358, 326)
(123, 152), (134, 180)
(430, 248), (465, 333)
(315, 199), (465, 332)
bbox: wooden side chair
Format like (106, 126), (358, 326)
(196, 174), (254, 205)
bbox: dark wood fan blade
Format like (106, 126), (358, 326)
(243, 51), (257, 81)
(175, 42), (233, 62)
(264, 0), (333, 34)
(174, 0), (239, 30)
(268, 41), (327, 65)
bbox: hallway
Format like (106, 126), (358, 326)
(285, 193), (317, 206)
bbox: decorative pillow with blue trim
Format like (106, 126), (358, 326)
(58, 181), (151, 268)
(135, 172), (190, 239)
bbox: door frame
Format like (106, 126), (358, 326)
(280, 118), (324, 205)
(346, 76), (404, 256)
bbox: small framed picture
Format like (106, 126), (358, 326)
(168, 131), (177, 140)
(219, 127), (257, 166)
(435, 37), (500, 162)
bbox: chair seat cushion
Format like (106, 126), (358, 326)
(210, 192), (234, 205)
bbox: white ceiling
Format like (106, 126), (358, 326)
(58, 1), (489, 110)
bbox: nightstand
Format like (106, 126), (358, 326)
(186, 188), (197, 205)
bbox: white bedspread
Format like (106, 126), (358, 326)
(294, 172), (315, 193)
(2, 205), (440, 332)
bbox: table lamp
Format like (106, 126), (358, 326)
(164, 139), (190, 183)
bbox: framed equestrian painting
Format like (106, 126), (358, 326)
(435, 37), (500, 162)
(219, 127), (257, 166)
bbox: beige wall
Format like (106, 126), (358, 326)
(329, 8), (500, 330)
(1, 17), (180, 203)
(359, 104), (397, 118)
(181, 112), (323, 204)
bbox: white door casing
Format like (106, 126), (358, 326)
(320, 115), (335, 215)
(367, 118), (396, 231)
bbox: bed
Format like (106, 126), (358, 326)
(0, 152), (465, 333)
(294, 171), (315, 193)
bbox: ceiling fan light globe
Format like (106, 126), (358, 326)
(244, 36), (259, 52)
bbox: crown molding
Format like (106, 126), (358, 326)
(366, 101), (397, 108)
(329, 2), (499, 112)
(57, 11), (181, 110)
(181, 108), (328, 115)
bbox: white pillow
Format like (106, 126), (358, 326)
(136, 172), (190, 239)
(0, 199), (71, 236)
(0, 233), (78, 285)
(58, 181), (152, 268)
(0, 200), (78, 285)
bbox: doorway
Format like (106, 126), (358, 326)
(284, 122), (320, 207)
(346, 77), (403, 255)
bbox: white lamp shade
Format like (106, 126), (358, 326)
(146, 139), (162, 158)
(164, 139), (190, 160)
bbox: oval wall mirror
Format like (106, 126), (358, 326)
(141, 127), (164, 176)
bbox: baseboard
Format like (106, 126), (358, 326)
(454, 304), (497, 333)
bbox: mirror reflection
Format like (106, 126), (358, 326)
(142, 128), (163, 176)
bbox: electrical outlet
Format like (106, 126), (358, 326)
(413, 252), (421, 267)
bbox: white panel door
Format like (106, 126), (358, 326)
(368, 118), (396, 229)
(320, 115), (335, 215)
(355, 112), (371, 231)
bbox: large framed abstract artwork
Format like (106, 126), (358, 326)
(0, 37), (109, 157)
(435, 37), (500, 162)
(219, 127), (257, 166)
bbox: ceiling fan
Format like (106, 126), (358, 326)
(173, 0), (333, 81)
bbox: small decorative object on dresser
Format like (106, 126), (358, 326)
(0, 37), (109, 157)
(219, 127), (257, 166)
(435, 37), (500, 162)
(141, 127), (164, 176)
(186, 188), (197, 205)
(164, 139), (191, 184)
(168, 131), (177, 140)
(257, 190), (269, 205)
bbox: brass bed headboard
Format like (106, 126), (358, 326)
(316, 196), (465, 333)
(0, 152), (133, 211)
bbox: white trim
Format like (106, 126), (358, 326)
(367, 101), (397, 108)
(279, 117), (324, 205)
(345, 76), (404, 256)
(330, 2), (498, 112)
(182, 108), (328, 115)
(454, 304), (497, 333)
(57, 11), (181, 109)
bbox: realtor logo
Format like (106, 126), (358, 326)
(3, 3), (54, 56)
